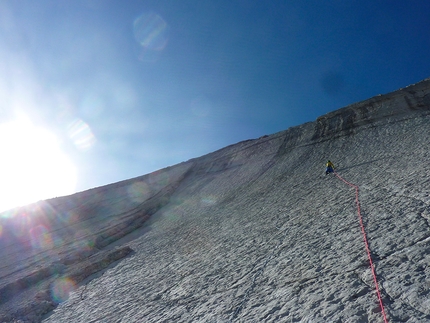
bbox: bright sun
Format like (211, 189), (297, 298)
(0, 115), (77, 212)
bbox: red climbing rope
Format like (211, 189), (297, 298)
(334, 171), (388, 323)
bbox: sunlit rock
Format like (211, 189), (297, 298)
(1, 78), (430, 322)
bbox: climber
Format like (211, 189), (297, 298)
(325, 160), (335, 175)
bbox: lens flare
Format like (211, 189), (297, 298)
(67, 118), (96, 151)
(73, 229), (95, 250)
(51, 277), (76, 303)
(148, 170), (170, 187)
(30, 224), (53, 250)
(164, 209), (180, 223)
(58, 210), (79, 225)
(12, 212), (32, 238)
(201, 196), (217, 207)
(133, 12), (170, 50)
(133, 12), (169, 62)
(127, 181), (150, 204)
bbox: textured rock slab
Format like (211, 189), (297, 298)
(0, 246), (132, 323)
(3, 79), (430, 322)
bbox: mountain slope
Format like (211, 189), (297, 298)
(2, 79), (430, 322)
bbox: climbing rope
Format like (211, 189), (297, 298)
(230, 172), (389, 322)
(334, 171), (389, 323)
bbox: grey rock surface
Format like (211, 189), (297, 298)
(1, 79), (430, 322)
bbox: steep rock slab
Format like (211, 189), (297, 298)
(44, 79), (430, 322)
(0, 162), (193, 321)
(3, 78), (430, 322)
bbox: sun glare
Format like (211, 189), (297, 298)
(0, 115), (77, 212)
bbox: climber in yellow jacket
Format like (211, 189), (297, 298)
(325, 160), (335, 175)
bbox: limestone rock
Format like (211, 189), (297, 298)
(1, 78), (430, 322)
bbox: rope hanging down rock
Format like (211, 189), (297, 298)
(230, 171), (389, 322)
(334, 171), (388, 323)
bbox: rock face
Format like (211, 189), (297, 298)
(1, 79), (430, 322)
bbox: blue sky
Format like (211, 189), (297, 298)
(0, 0), (429, 211)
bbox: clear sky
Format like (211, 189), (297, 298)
(0, 0), (429, 212)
